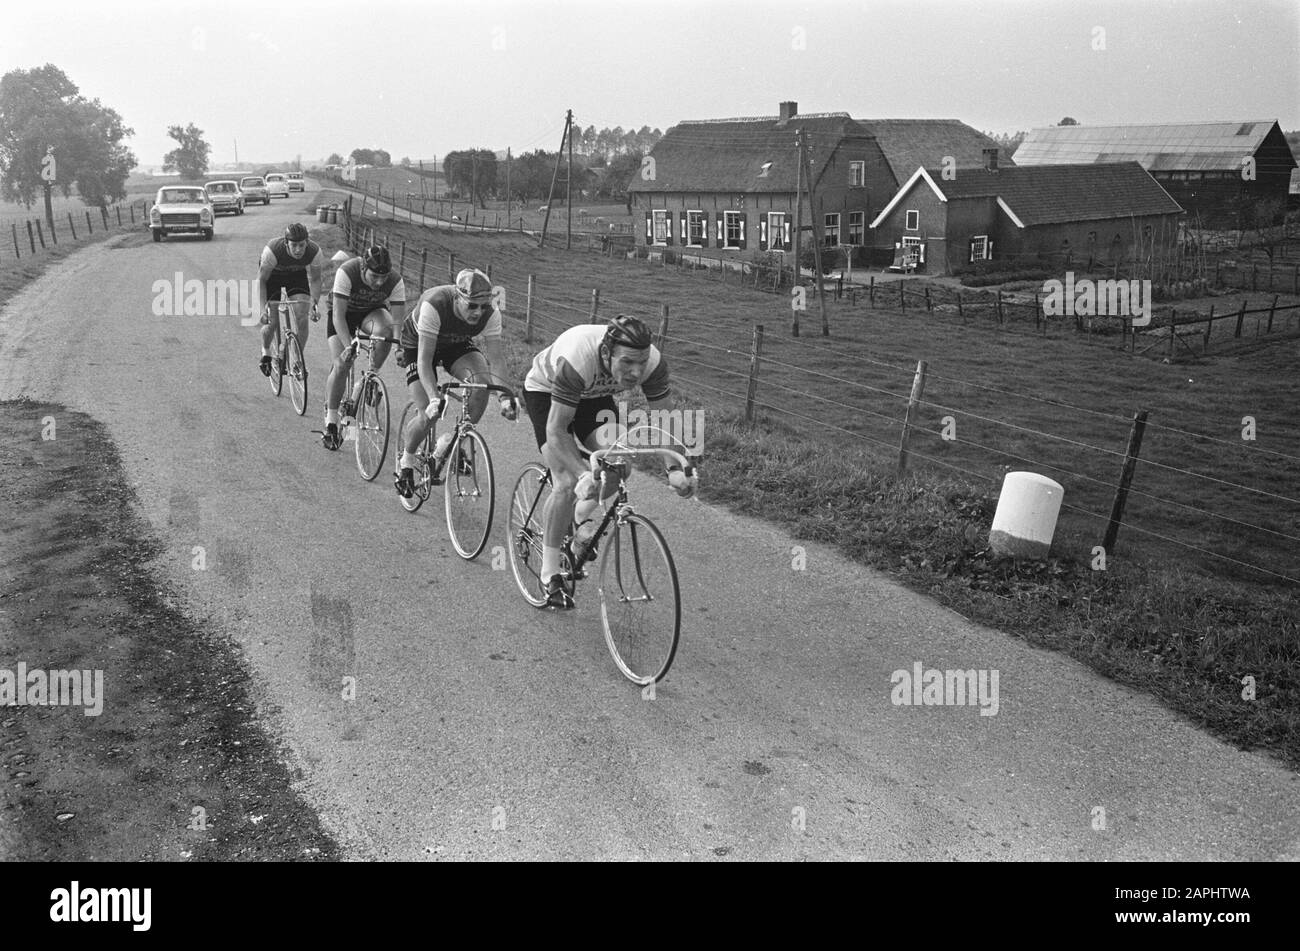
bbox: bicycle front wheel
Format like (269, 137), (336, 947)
(507, 463), (554, 607)
(599, 512), (681, 685)
(286, 334), (307, 416)
(444, 428), (494, 560)
(354, 373), (390, 481)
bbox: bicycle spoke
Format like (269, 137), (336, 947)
(445, 429), (494, 560)
(600, 513), (681, 684)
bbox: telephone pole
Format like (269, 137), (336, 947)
(506, 147), (512, 227)
(802, 130), (829, 336)
(566, 109), (574, 250)
(540, 110), (571, 248)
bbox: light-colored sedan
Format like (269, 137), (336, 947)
(149, 186), (215, 241)
(265, 173), (290, 199)
(240, 176), (270, 205)
(204, 180), (245, 216)
(287, 171), (304, 192)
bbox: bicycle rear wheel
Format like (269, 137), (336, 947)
(507, 463), (556, 607)
(354, 373), (390, 481)
(444, 428), (494, 560)
(599, 513), (681, 685)
(286, 334), (307, 416)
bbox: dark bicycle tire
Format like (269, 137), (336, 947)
(598, 512), (681, 685)
(507, 463), (555, 607)
(444, 427), (494, 560)
(354, 373), (390, 481)
(286, 334), (307, 416)
(269, 340), (284, 396)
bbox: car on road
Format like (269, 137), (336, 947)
(204, 179), (245, 216)
(149, 186), (215, 241)
(287, 171), (304, 192)
(265, 173), (290, 199)
(240, 176), (270, 205)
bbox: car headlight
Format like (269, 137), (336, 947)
(150, 208), (161, 223)
(201, 209), (212, 221)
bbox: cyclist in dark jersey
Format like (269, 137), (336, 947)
(394, 268), (516, 497)
(257, 222), (323, 377)
(321, 245), (405, 450)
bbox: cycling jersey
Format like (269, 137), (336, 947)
(261, 237), (321, 275)
(398, 285), (501, 352)
(331, 257), (405, 316)
(524, 323), (669, 407)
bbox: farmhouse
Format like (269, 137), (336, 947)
(868, 160), (1183, 277)
(627, 102), (1009, 264)
(1013, 121), (1296, 228)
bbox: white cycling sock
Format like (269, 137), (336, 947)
(325, 408), (340, 426)
(541, 546), (561, 582)
(400, 451), (418, 470)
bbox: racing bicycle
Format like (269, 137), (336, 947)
(314, 329), (396, 480)
(265, 290), (316, 416)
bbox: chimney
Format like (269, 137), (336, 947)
(983, 148), (999, 171)
(779, 101), (798, 122)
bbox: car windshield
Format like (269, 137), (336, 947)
(267, 176), (284, 182)
(162, 190), (205, 203)
(241, 178), (264, 187)
(207, 184), (235, 193)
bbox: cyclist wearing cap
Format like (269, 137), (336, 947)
(321, 245), (405, 450)
(257, 222), (323, 377)
(523, 314), (694, 608)
(394, 268), (517, 498)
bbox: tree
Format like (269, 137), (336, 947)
(162, 123), (210, 179)
(1058, 117), (1079, 126)
(443, 148), (498, 205)
(400, 156), (412, 167)
(374, 149), (392, 168)
(597, 151), (642, 199)
(327, 152), (343, 165)
(0, 64), (136, 208)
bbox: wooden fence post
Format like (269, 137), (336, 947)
(115, 206), (122, 226)
(658, 304), (669, 356)
(924, 286), (931, 311)
(869, 275), (876, 307)
(1169, 308), (1177, 360)
(897, 360), (928, 475)
(49, 218), (57, 244)
(129, 203), (135, 224)
(419, 248), (428, 290)
(85, 210), (93, 234)
(34, 220), (46, 249)
(899, 280), (905, 311)
(957, 292), (963, 321)
(67, 213), (77, 240)
(100, 206), (108, 228)
(11, 222), (19, 258)
(1267, 294), (1278, 332)
(744, 324), (765, 423)
(1234, 300), (1247, 337)
(448, 253), (456, 281)
(1102, 411), (1149, 555)
(996, 290), (1003, 324)
(25, 221), (35, 254)
(525, 274), (535, 343)
(399, 240), (406, 276)
(1203, 305), (1214, 352)
(589, 288), (600, 323)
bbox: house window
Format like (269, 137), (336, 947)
(849, 161), (865, 187)
(723, 211), (746, 249)
(736, 194), (746, 208)
(651, 209), (671, 245)
(824, 212), (840, 246)
(901, 236), (925, 266)
(847, 211), (864, 245)
(767, 212), (788, 251)
(686, 211), (707, 247)
(969, 235), (990, 262)
(905, 209), (919, 231)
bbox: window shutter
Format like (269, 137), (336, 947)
(644, 211), (652, 242)
(759, 217), (768, 251)
(783, 219), (792, 247)
(680, 214), (687, 243)
(716, 213), (723, 243)
(919, 242), (925, 263)
(739, 215), (747, 250)
(699, 214), (709, 248)
(665, 211), (673, 245)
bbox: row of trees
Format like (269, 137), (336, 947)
(433, 148), (644, 206)
(0, 64), (136, 208)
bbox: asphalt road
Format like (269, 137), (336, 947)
(2, 181), (1298, 860)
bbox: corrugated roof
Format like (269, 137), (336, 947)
(1013, 121), (1293, 172)
(857, 119), (1013, 181)
(921, 162), (1183, 226)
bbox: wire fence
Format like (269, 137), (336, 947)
(341, 195), (1300, 588)
(0, 199), (155, 266)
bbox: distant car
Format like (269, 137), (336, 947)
(240, 176), (270, 205)
(204, 179), (245, 216)
(287, 171), (304, 192)
(149, 186), (214, 241)
(265, 173), (290, 199)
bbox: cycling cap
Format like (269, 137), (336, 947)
(603, 314), (652, 350)
(362, 245), (391, 275)
(285, 222), (309, 242)
(455, 268), (493, 303)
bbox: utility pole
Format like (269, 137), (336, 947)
(803, 132), (829, 336)
(506, 146), (512, 226)
(41, 146), (55, 232)
(794, 130), (805, 299)
(540, 110), (570, 248)
(471, 150), (479, 209)
(566, 109), (574, 250)
(234, 138), (238, 165)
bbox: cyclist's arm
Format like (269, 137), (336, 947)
(256, 248), (275, 318)
(545, 400), (587, 481)
(332, 293), (352, 343)
(307, 257), (324, 309)
(388, 277), (407, 326)
(480, 334), (511, 394)
(646, 393), (683, 471)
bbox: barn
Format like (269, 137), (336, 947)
(627, 102), (1010, 264)
(1013, 121), (1295, 229)
(869, 161), (1183, 277)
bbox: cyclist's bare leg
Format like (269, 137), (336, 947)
(403, 378), (433, 457)
(448, 351), (491, 423)
(361, 310), (394, 375)
(290, 292), (311, 350)
(325, 334), (348, 416)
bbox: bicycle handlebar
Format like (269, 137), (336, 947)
(590, 446), (698, 478)
(436, 381), (517, 401)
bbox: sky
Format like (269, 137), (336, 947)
(2, 0), (1297, 169)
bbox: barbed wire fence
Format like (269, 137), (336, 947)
(0, 199), (156, 266)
